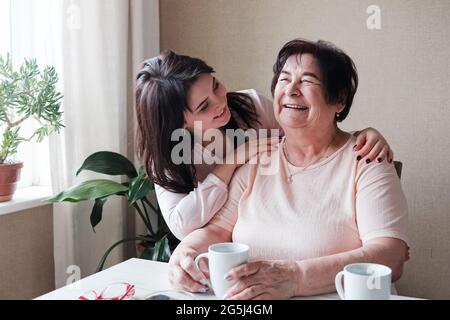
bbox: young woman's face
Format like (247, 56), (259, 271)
(184, 73), (230, 133)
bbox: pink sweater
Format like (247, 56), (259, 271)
(210, 135), (409, 261)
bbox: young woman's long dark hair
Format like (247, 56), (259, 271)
(135, 51), (260, 194)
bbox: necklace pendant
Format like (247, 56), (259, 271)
(287, 176), (293, 183)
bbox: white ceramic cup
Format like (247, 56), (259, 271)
(194, 242), (249, 298)
(335, 263), (392, 300)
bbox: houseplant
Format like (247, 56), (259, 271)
(0, 53), (63, 201)
(46, 151), (178, 272)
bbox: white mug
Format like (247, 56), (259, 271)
(335, 263), (392, 300)
(194, 242), (249, 298)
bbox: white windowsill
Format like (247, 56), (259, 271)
(0, 186), (53, 216)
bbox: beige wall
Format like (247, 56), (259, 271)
(0, 205), (55, 299)
(161, 0), (450, 299)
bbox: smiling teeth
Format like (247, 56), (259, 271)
(284, 104), (308, 110)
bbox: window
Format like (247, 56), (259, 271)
(0, 0), (51, 188)
(0, 0), (11, 60)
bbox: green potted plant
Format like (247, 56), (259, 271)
(0, 54), (63, 201)
(46, 151), (178, 272)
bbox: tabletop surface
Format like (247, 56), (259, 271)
(36, 258), (421, 300)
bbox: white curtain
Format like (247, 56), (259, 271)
(11, 0), (159, 288)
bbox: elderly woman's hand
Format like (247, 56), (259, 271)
(168, 246), (210, 293)
(222, 260), (300, 300)
(354, 127), (394, 163)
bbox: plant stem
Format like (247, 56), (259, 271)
(141, 197), (163, 236)
(140, 198), (150, 222)
(8, 114), (30, 128)
(95, 236), (151, 272)
(3, 114), (13, 127)
(142, 197), (159, 215)
(140, 199), (152, 229)
(133, 202), (155, 237)
(20, 130), (37, 142)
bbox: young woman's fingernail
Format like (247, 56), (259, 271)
(356, 155), (362, 161)
(200, 279), (209, 286)
(377, 158), (382, 163)
(224, 274), (232, 281)
(198, 287), (208, 293)
(366, 159), (371, 164)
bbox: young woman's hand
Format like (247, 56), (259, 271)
(354, 127), (393, 163)
(213, 136), (280, 186)
(227, 136), (281, 169)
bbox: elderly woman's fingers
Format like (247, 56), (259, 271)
(224, 260), (299, 300)
(179, 255), (209, 286)
(224, 274), (257, 298)
(224, 262), (260, 281)
(252, 293), (273, 300)
(362, 141), (383, 163)
(227, 284), (266, 300)
(169, 264), (209, 293)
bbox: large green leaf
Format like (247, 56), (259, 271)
(139, 246), (155, 260)
(45, 179), (128, 203)
(139, 236), (171, 262)
(76, 151), (138, 179)
(127, 175), (154, 205)
(151, 235), (171, 262)
(90, 197), (107, 232)
(138, 166), (146, 177)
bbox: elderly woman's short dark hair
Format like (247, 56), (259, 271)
(271, 39), (358, 122)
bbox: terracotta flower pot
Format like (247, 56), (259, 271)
(0, 162), (24, 202)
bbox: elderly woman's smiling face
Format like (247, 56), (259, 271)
(274, 54), (343, 131)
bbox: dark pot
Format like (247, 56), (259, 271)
(135, 233), (180, 257)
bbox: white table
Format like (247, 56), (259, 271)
(36, 258), (420, 300)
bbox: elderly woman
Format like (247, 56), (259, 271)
(168, 39), (409, 299)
